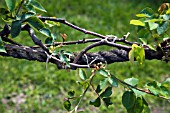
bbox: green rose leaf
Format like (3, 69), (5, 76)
(157, 21), (169, 35)
(148, 22), (159, 30)
(108, 75), (118, 87)
(98, 69), (110, 77)
(0, 38), (7, 53)
(0, 8), (10, 16)
(76, 81), (89, 89)
(130, 44), (145, 64)
(132, 89), (146, 96)
(136, 14), (150, 18)
(130, 20), (145, 26)
(11, 20), (21, 38)
(5, 0), (16, 12)
(63, 51), (73, 57)
(160, 86), (170, 98)
(63, 100), (71, 111)
(59, 50), (70, 67)
(146, 81), (161, 96)
(45, 20), (60, 27)
(79, 69), (87, 80)
(68, 90), (75, 97)
(103, 97), (113, 107)
(30, 0), (47, 12)
(25, 4), (36, 14)
(127, 97), (144, 113)
(124, 77), (139, 86)
(129, 49), (134, 64)
(100, 87), (112, 98)
(163, 14), (170, 20)
(140, 7), (154, 17)
(138, 28), (150, 39)
(26, 16), (45, 31)
(134, 97), (144, 113)
(39, 28), (51, 37)
(0, 46), (6, 53)
(89, 97), (101, 107)
(99, 78), (108, 89)
(96, 84), (102, 93)
(134, 45), (145, 64)
(45, 37), (52, 44)
(122, 91), (136, 110)
(21, 12), (35, 21)
(162, 78), (170, 88)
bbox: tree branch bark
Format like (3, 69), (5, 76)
(0, 44), (164, 69)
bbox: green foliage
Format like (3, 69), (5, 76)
(29, 0), (47, 12)
(99, 78), (108, 89)
(11, 20), (21, 38)
(0, 37), (6, 53)
(108, 75), (118, 87)
(122, 91), (136, 110)
(130, 3), (170, 52)
(64, 100), (71, 111)
(90, 97), (101, 107)
(5, 0), (16, 12)
(79, 69), (87, 80)
(124, 77), (139, 86)
(103, 97), (113, 107)
(0, 0), (170, 113)
(98, 69), (110, 77)
(26, 16), (44, 30)
(129, 44), (145, 64)
(58, 50), (72, 67)
(68, 90), (75, 97)
(39, 28), (51, 37)
(122, 91), (150, 113)
(100, 87), (112, 98)
(146, 80), (170, 98)
(0, 8), (10, 16)
(130, 20), (145, 26)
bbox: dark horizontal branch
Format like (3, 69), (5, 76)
(0, 44), (164, 69)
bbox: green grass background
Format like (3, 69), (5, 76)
(0, 0), (170, 113)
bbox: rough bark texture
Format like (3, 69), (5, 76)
(0, 44), (164, 69)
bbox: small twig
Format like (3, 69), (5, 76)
(32, 38), (102, 48)
(74, 85), (89, 113)
(0, 25), (22, 46)
(73, 39), (131, 66)
(112, 74), (170, 100)
(50, 55), (94, 69)
(38, 16), (108, 39)
(16, 0), (25, 15)
(73, 40), (105, 65)
(73, 70), (96, 113)
(84, 54), (89, 67)
(32, 36), (138, 49)
(89, 56), (99, 65)
(123, 32), (130, 39)
(44, 51), (53, 69)
(23, 25), (49, 53)
(89, 77), (108, 107)
(105, 40), (131, 50)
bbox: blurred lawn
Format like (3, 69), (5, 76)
(0, 0), (170, 113)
